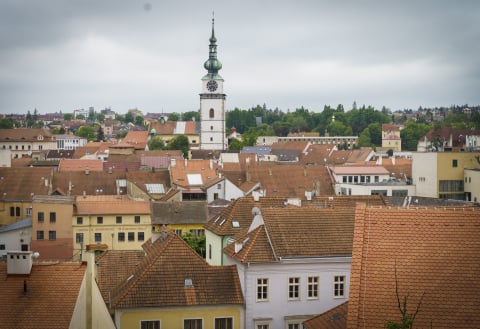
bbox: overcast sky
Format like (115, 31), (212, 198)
(1, 0), (479, 115)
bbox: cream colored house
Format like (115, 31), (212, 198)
(73, 195), (151, 259)
(464, 168), (480, 203)
(0, 128), (56, 158)
(412, 152), (480, 199)
(381, 124), (401, 152)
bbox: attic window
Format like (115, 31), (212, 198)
(219, 218), (226, 226)
(213, 216), (220, 223)
(185, 278), (193, 288)
(187, 174), (203, 185)
(232, 221), (240, 228)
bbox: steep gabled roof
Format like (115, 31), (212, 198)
(303, 301), (348, 329)
(151, 201), (208, 225)
(108, 230), (244, 308)
(123, 130), (149, 150)
(0, 167), (52, 200)
(0, 261), (86, 329)
(224, 206), (356, 262)
(0, 128), (54, 142)
(75, 195), (150, 215)
(347, 205), (480, 329)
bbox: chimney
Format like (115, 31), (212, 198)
(44, 178), (48, 187)
(170, 158), (176, 168)
(85, 167), (90, 175)
(184, 159), (188, 168)
(7, 251), (35, 275)
(83, 190), (87, 198)
(108, 167), (113, 174)
(253, 191), (260, 202)
(209, 159), (213, 169)
(305, 191), (312, 201)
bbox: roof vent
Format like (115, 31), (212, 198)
(7, 251), (35, 275)
(185, 278), (193, 288)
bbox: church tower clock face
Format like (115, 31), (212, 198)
(207, 80), (218, 92)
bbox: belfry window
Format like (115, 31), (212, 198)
(209, 108), (214, 118)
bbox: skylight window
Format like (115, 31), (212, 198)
(145, 184), (165, 194)
(219, 218), (226, 226)
(232, 221), (240, 228)
(187, 173), (203, 185)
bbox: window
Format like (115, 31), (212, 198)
(255, 322), (270, 329)
(97, 216), (103, 224)
(214, 317), (232, 329)
(211, 126), (214, 130)
(128, 232), (135, 241)
(334, 275), (345, 297)
(9, 207), (14, 217)
(118, 232), (125, 242)
(288, 277), (300, 300)
(135, 215), (141, 223)
(308, 276), (319, 299)
(36, 231), (44, 240)
(217, 183), (222, 190)
(38, 212), (44, 222)
(116, 216), (122, 224)
(0, 244), (5, 250)
(138, 232), (145, 241)
(94, 233), (102, 243)
(173, 229), (183, 235)
(452, 159), (458, 167)
(76, 233), (84, 244)
(209, 108), (214, 118)
(184, 319), (202, 329)
(210, 137), (213, 142)
(342, 176), (347, 183)
(49, 212), (56, 223)
(209, 244), (212, 259)
(48, 231), (56, 240)
(140, 320), (160, 329)
(16, 207), (20, 216)
(25, 207), (32, 216)
(287, 323), (301, 329)
(77, 217), (83, 225)
(257, 278), (268, 301)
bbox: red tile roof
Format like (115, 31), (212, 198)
(58, 159), (104, 172)
(0, 167), (52, 200)
(122, 130), (149, 150)
(0, 261), (86, 329)
(75, 195), (150, 215)
(347, 205), (480, 329)
(0, 128), (54, 142)
(104, 229), (244, 308)
(303, 301), (348, 329)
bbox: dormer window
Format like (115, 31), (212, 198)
(37, 135), (43, 141)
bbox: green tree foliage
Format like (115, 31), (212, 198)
(134, 115), (144, 126)
(124, 112), (134, 123)
(76, 114), (85, 120)
(63, 113), (73, 121)
(0, 118), (17, 129)
(228, 138), (243, 151)
(75, 126), (96, 141)
(168, 135), (190, 158)
(400, 120), (432, 151)
(96, 126), (105, 142)
(326, 121), (353, 136)
(96, 113), (105, 122)
(181, 233), (205, 258)
(358, 128), (372, 147)
(168, 112), (181, 121)
(148, 136), (166, 150)
(182, 111), (200, 121)
(367, 122), (382, 146)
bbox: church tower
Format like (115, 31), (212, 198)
(200, 17), (226, 150)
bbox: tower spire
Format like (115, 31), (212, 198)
(203, 13), (222, 79)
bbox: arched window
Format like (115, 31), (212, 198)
(16, 207), (20, 216)
(209, 108), (214, 118)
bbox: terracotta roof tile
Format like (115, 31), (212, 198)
(0, 128), (54, 142)
(104, 229), (244, 308)
(0, 261), (86, 329)
(58, 159), (104, 172)
(303, 301), (348, 329)
(347, 206), (480, 329)
(52, 170), (127, 196)
(75, 195), (150, 215)
(0, 167), (52, 200)
(151, 201), (208, 224)
(122, 130), (149, 150)
(171, 159), (220, 190)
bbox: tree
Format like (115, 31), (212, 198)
(168, 112), (180, 121)
(167, 135), (189, 158)
(124, 112), (134, 123)
(134, 115), (144, 126)
(182, 233), (205, 258)
(0, 118), (16, 129)
(400, 120), (431, 151)
(228, 139), (243, 151)
(75, 126), (96, 141)
(358, 128), (372, 147)
(182, 111), (200, 122)
(385, 263), (425, 329)
(96, 113), (105, 122)
(148, 136), (166, 150)
(76, 114), (85, 120)
(63, 113), (73, 121)
(96, 126), (105, 142)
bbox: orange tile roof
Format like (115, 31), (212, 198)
(0, 167), (52, 200)
(58, 159), (104, 172)
(347, 205), (480, 329)
(303, 301), (348, 329)
(224, 206), (356, 262)
(0, 128), (54, 142)
(75, 195), (150, 215)
(150, 120), (176, 135)
(170, 159), (220, 189)
(122, 130), (149, 150)
(329, 165), (390, 175)
(105, 229), (244, 308)
(52, 170), (127, 196)
(0, 261), (86, 329)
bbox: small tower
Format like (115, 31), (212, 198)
(199, 16), (226, 150)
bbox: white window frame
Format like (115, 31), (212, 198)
(140, 319), (160, 329)
(183, 318), (203, 329)
(288, 277), (300, 300)
(334, 275), (346, 298)
(214, 317), (233, 329)
(285, 321), (302, 329)
(307, 276), (319, 299)
(256, 278), (269, 302)
(254, 320), (271, 329)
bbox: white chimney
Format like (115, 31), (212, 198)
(44, 178), (48, 187)
(305, 191), (312, 201)
(234, 242), (243, 253)
(184, 159), (188, 167)
(210, 159), (213, 169)
(7, 251), (36, 275)
(170, 158), (176, 168)
(85, 167), (90, 175)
